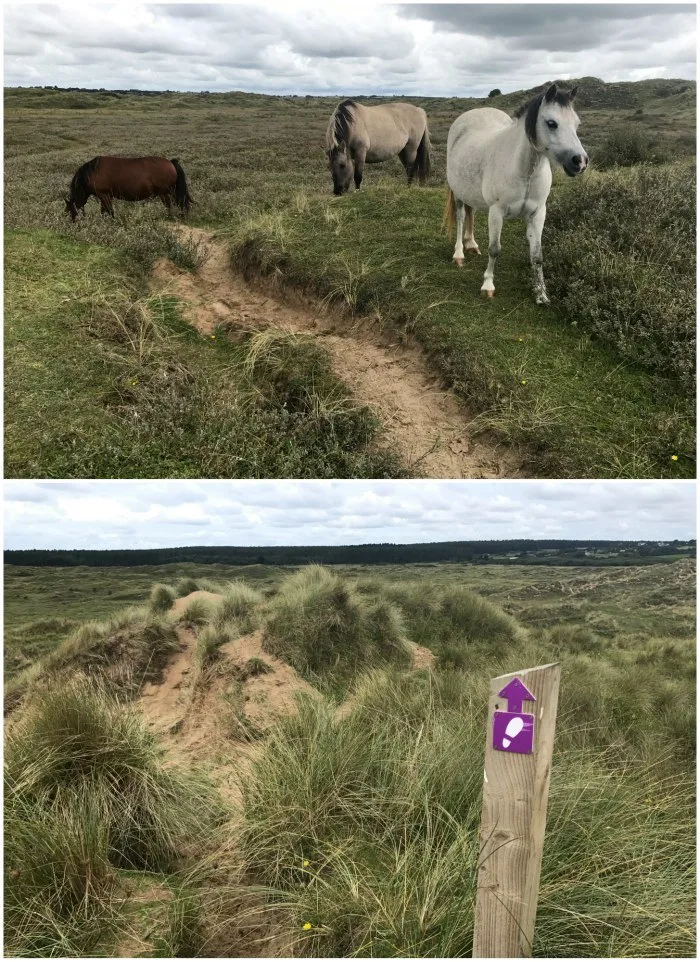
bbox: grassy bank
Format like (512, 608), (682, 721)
(4, 230), (402, 479)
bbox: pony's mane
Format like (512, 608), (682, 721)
(514, 88), (574, 144)
(326, 99), (358, 150)
(70, 156), (100, 196)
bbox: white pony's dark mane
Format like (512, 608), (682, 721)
(514, 87), (576, 144)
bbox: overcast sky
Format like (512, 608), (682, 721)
(3, 3), (696, 97)
(3, 481), (696, 550)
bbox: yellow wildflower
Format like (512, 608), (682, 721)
(302, 922), (313, 931)
(303, 859), (310, 867)
(521, 379), (527, 385)
(671, 454), (679, 461)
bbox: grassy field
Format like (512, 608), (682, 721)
(4, 78), (696, 478)
(4, 557), (695, 956)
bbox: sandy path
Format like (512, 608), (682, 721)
(140, 626), (196, 734)
(151, 226), (524, 479)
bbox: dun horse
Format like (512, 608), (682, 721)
(325, 100), (431, 195)
(444, 84), (588, 304)
(65, 156), (192, 221)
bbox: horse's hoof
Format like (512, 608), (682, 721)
(467, 247), (482, 256)
(536, 296), (551, 306)
(453, 257), (464, 267)
(481, 289), (495, 298)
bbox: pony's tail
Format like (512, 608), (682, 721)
(415, 126), (432, 185)
(442, 187), (456, 235)
(171, 158), (192, 214)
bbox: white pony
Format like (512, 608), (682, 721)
(444, 84), (588, 304)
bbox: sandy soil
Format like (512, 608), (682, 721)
(150, 226), (524, 479)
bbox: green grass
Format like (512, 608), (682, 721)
(236, 668), (694, 957)
(4, 81), (695, 478)
(262, 565), (411, 691)
(4, 230), (403, 479)
(231, 181), (694, 478)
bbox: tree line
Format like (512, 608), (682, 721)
(4, 540), (694, 568)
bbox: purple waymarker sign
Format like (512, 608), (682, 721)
(493, 677), (536, 754)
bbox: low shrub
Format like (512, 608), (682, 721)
(546, 162), (696, 389)
(595, 124), (661, 169)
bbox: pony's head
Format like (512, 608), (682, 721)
(327, 143), (354, 195)
(65, 193), (80, 221)
(518, 84), (588, 177)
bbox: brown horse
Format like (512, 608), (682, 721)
(65, 156), (192, 221)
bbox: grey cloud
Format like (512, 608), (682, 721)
(3, 481), (696, 551)
(4, 3), (694, 97)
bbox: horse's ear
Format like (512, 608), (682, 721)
(544, 83), (558, 103)
(569, 86), (578, 102)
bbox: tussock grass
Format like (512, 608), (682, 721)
(5, 607), (179, 711)
(5, 676), (225, 956)
(262, 566), (411, 686)
(149, 582), (176, 613)
(175, 577), (202, 597)
(373, 581), (525, 668)
(212, 581), (263, 634)
(235, 667), (694, 957)
(177, 597), (213, 627)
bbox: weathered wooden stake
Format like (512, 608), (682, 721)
(473, 662), (561, 958)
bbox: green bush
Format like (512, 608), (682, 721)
(546, 162), (696, 390)
(596, 124), (661, 169)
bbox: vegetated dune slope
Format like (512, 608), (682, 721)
(4, 567), (694, 959)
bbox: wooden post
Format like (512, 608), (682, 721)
(473, 662), (561, 958)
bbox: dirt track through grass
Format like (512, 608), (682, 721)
(151, 226), (524, 479)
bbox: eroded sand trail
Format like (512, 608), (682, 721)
(151, 226), (524, 478)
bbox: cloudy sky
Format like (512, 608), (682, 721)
(3, 481), (696, 550)
(4, 3), (696, 97)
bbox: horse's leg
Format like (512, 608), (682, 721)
(452, 198), (466, 266)
(399, 144), (419, 185)
(353, 146), (366, 190)
(526, 206), (550, 305)
(97, 193), (115, 218)
(464, 206), (481, 255)
(481, 206), (504, 297)
(160, 192), (173, 216)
